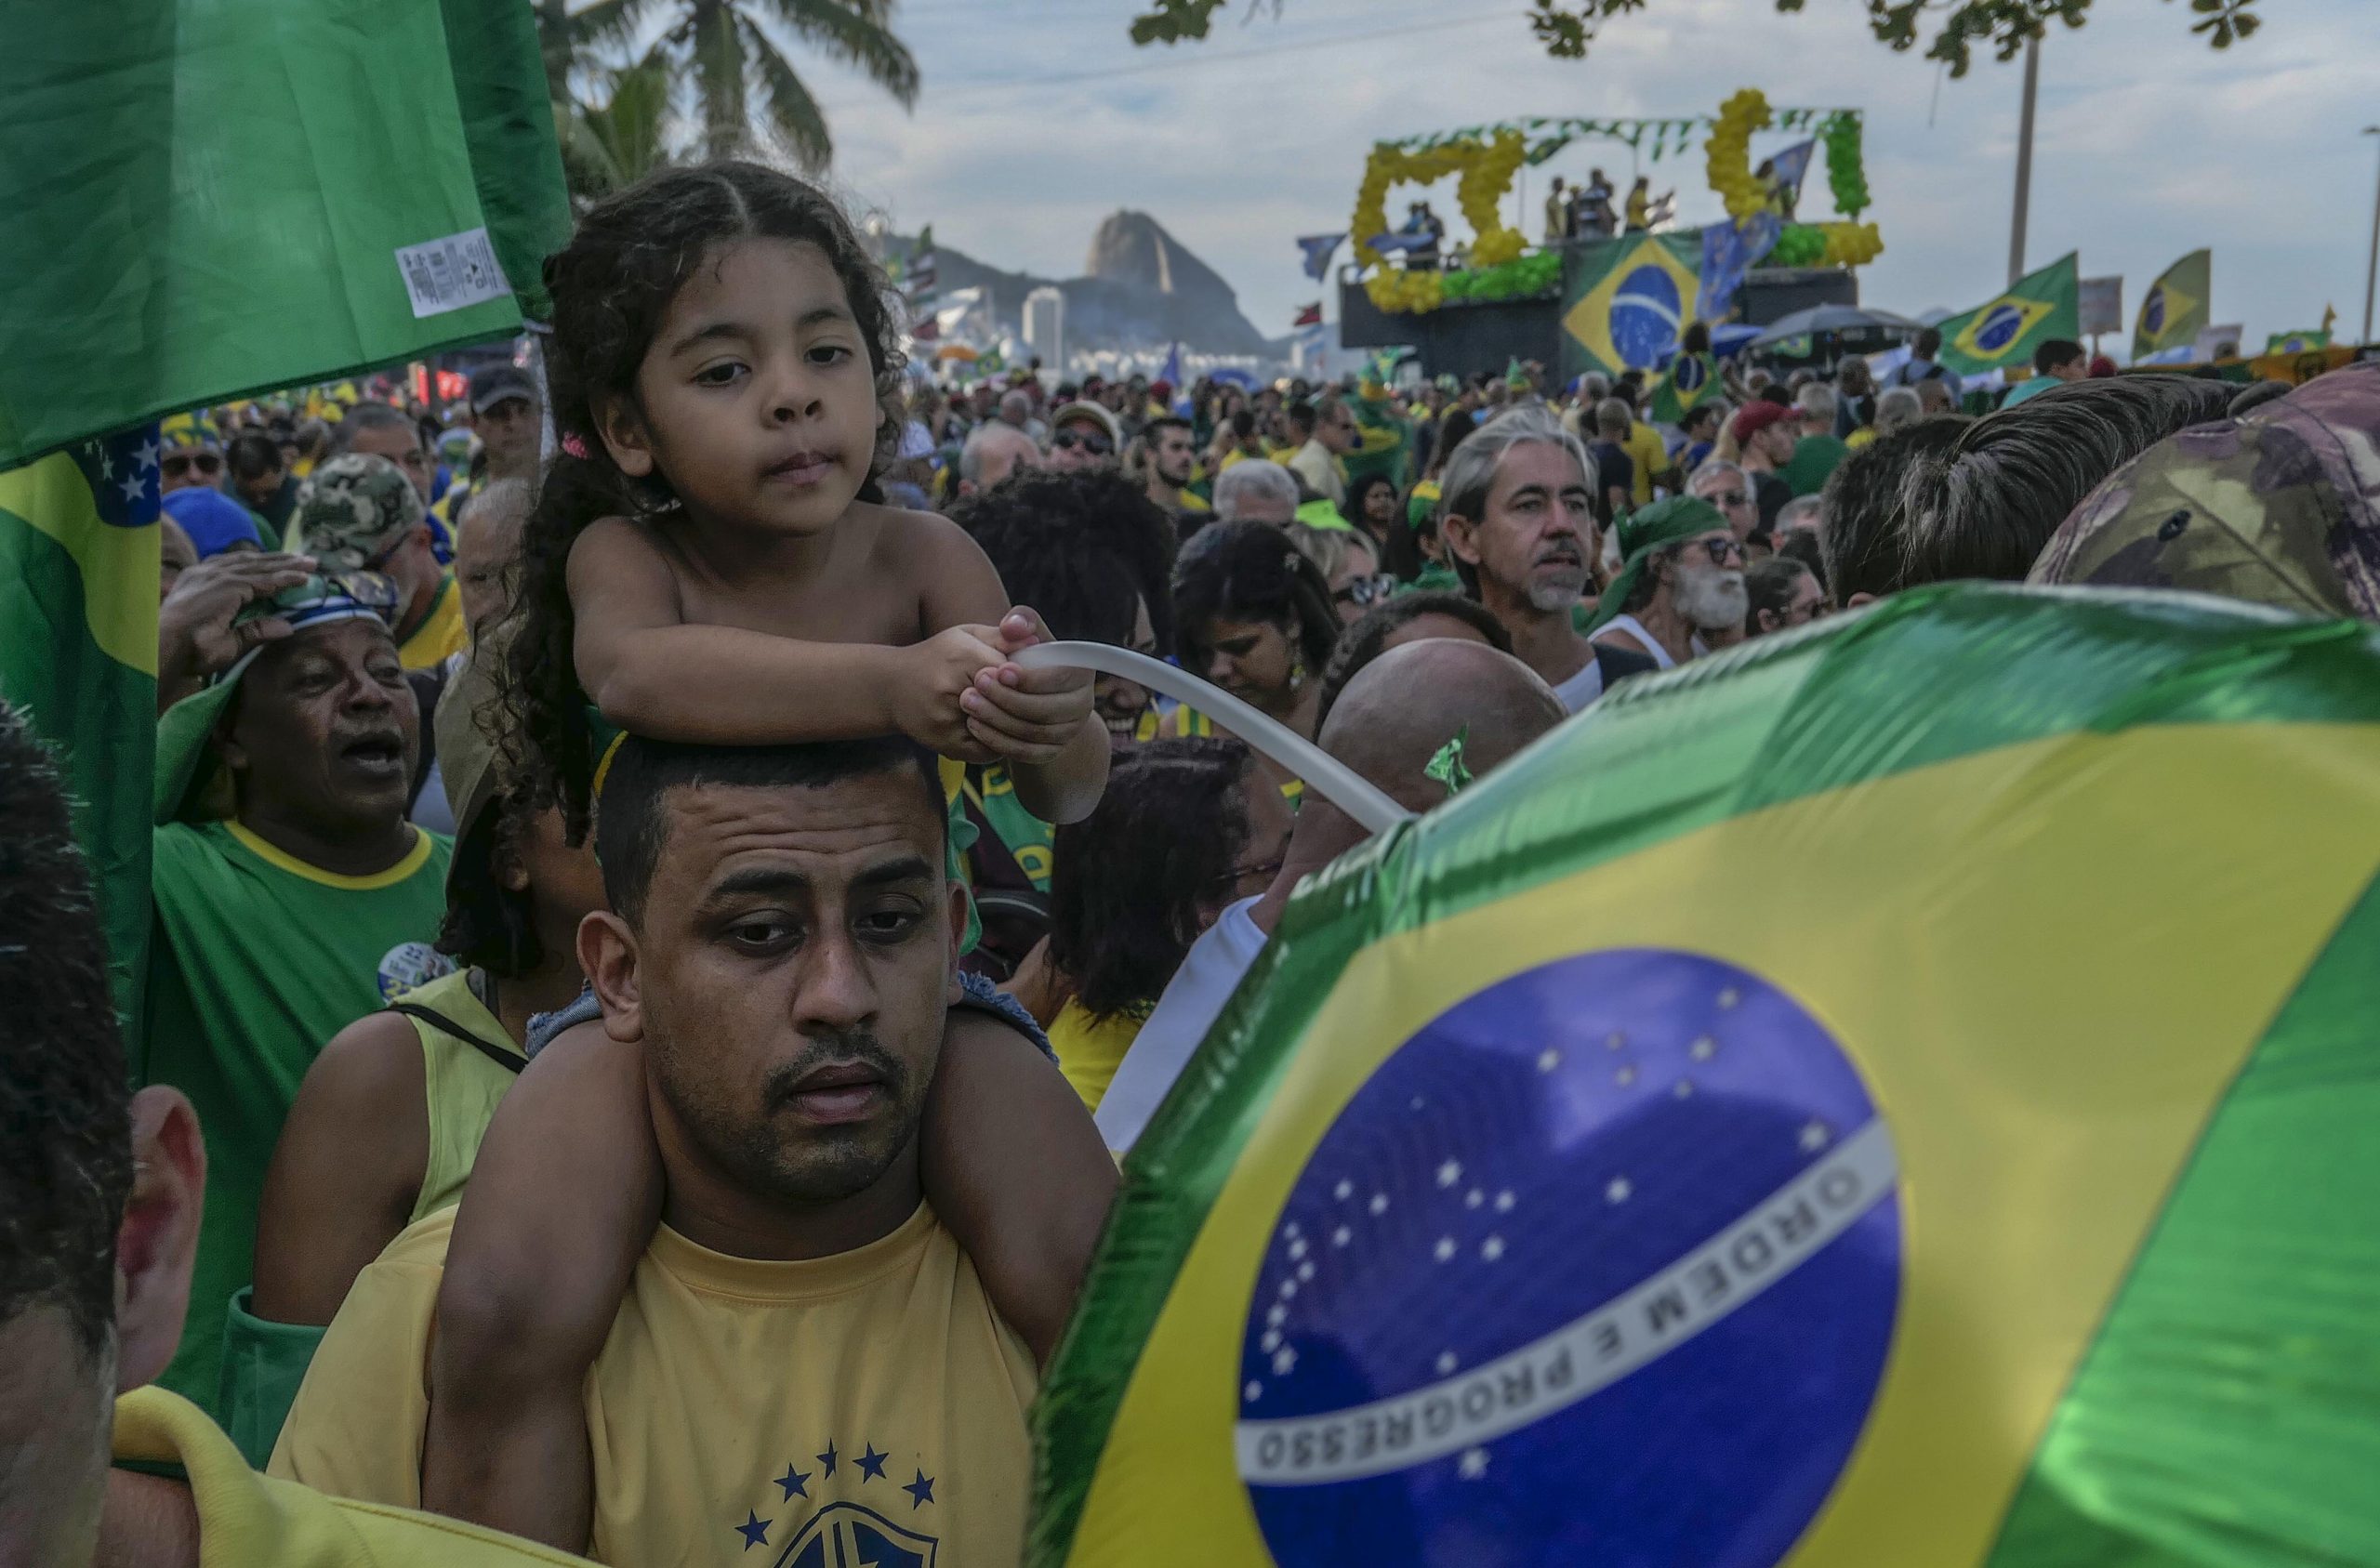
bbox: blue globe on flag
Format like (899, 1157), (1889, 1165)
(1970, 302), (2028, 356)
(1236, 947), (1903, 1567)
(1609, 267), (1685, 369)
(2142, 286), (2168, 337)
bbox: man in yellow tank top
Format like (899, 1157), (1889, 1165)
(0, 703), (589, 1568)
(274, 735), (1038, 1565)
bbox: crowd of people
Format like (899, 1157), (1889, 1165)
(11, 153), (2379, 1567)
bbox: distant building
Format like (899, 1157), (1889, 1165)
(1025, 287), (1065, 370)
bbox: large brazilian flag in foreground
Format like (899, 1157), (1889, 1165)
(1033, 584), (2380, 1567)
(0, 0), (568, 468)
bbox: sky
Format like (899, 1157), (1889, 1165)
(785, 0), (2376, 349)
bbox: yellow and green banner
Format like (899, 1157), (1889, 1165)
(1031, 584), (2380, 1568)
(2135, 249), (2212, 362)
(1559, 232), (1703, 384)
(0, 0), (569, 468)
(0, 428), (162, 1024)
(1935, 252), (2081, 377)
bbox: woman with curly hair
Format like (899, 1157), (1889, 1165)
(1035, 737), (1291, 1111)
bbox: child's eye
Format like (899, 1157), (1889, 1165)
(694, 362), (747, 388)
(807, 345), (853, 367)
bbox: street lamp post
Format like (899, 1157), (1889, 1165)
(2008, 32), (2041, 287)
(2363, 126), (2380, 347)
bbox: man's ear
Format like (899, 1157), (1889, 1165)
(1441, 511), (1484, 570)
(1845, 591), (1878, 610)
(579, 910), (646, 1043)
(595, 392), (655, 480)
(115, 1087), (205, 1393)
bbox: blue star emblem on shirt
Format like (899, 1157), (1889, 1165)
(774, 1464), (811, 1501)
(816, 1441), (839, 1479)
(856, 1443), (890, 1482)
(903, 1469), (935, 1509)
(734, 1510), (770, 1550)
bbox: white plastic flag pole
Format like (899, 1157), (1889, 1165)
(1012, 641), (1413, 835)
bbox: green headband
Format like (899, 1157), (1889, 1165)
(1578, 496), (1730, 636)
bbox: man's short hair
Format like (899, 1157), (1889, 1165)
(595, 735), (945, 929)
(1212, 459), (1299, 522)
(1286, 401), (1318, 437)
(1818, 415), (1968, 602)
(1743, 555), (1815, 634)
(1594, 397), (1632, 438)
(226, 430), (285, 483)
(1143, 415), (1193, 445)
(958, 422), (1027, 486)
(2033, 338), (2087, 376)
(1777, 523), (1828, 592)
(1797, 383), (1838, 422)
(1775, 494), (1824, 534)
(1682, 402), (1724, 436)
(1688, 459), (1748, 496)
(329, 401), (421, 456)
(0, 705), (135, 1364)
(1895, 375), (2239, 586)
(1873, 386), (1924, 436)
(1914, 327), (1943, 360)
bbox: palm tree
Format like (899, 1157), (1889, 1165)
(554, 0), (918, 171)
(567, 59), (680, 196)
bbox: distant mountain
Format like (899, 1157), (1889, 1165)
(892, 210), (1282, 360)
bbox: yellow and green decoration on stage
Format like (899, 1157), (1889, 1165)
(1350, 95), (1882, 316)
(1030, 583), (2380, 1568)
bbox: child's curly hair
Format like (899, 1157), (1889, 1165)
(505, 160), (908, 844)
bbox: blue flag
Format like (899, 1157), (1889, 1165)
(1768, 139), (1816, 204)
(1698, 215), (1779, 324)
(1297, 232), (1346, 283)
(1158, 342), (1183, 386)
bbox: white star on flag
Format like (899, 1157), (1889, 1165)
(1435, 1159), (1462, 1187)
(118, 471), (146, 505)
(1458, 1447), (1490, 1480)
(135, 438), (161, 470)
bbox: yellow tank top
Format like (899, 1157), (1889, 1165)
(389, 968), (524, 1224)
(1049, 997), (1147, 1113)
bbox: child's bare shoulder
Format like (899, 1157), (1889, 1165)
(852, 500), (1004, 622)
(857, 499), (981, 564)
(565, 515), (685, 613)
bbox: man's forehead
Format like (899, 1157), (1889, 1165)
(254, 616), (396, 675)
(658, 779), (942, 887)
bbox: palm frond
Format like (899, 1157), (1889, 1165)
(745, 0), (919, 106)
(570, 0), (665, 53)
(743, 17), (833, 169)
(687, 0), (750, 160)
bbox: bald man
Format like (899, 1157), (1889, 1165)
(959, 421), (1039, 497)
(1095, 638), (1566, 1149)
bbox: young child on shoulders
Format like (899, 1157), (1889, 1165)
(427, 162), (1116, 1551)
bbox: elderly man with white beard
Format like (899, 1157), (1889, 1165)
(1582, 495), (1751, 670)
(1440, 405), (1659, 712)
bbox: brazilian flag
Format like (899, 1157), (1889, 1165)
(0, 0), (569, 468)
(0, 428), (161, 1025)
(1032, 585), (2380, 1567)
(1645, 351), (1720, 425)
(1935, 253), (2081, 380)
(1559, 233), (1702, 385)
(2135, 250), (2212, 362)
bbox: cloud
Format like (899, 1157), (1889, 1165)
(798, 0), (2373, 346)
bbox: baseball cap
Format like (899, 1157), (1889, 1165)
(294, 454), (427, 570)
(1730, 402), (1794, 445)
(1051, 401), (1123, 449)
(162, 489), (264, 559)
(469, 364), (537, 415)
(2030, 363), (2380, 620)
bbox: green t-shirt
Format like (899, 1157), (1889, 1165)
(140, 818), (452, 1419)
(1780, 434), (1848, 500)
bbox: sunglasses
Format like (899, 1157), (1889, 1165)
(1051, 429), (1112, 456)
(1696, 535), (1747, 564)
(1334, 573), (1396, 609)
(163, 451), (223, 479)
(1705, 488), (1751, 507)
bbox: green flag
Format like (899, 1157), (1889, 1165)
(0, 0), (569, 468)
(1646, 352), (1721, 425)
(0, 428), (161, 1026)
(1935, 252), (2082, 378)
(1558, 232), (1704, 384)
(2134, 249), (2211, 362)
(1029, 584), (2380, 1568)
(2266, 328), (2331, 354)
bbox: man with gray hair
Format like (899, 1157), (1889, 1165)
(1687, 458), (1760, 545)
(956, 420), (1038, 498)
(1872, 384), (1924, 438)
(1781, 381), (1848, 498)
(1212, 457), (1300, 525)
(1439, 405), (1658, 712)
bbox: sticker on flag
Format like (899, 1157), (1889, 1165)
(394, 228), (513, 320)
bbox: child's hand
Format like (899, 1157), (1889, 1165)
(963, 606), (1095, 765)
(895, 626), (1006, 761)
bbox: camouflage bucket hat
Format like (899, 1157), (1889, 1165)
(296, 452), (427, 571)
(2030, 362), (2380, 621)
